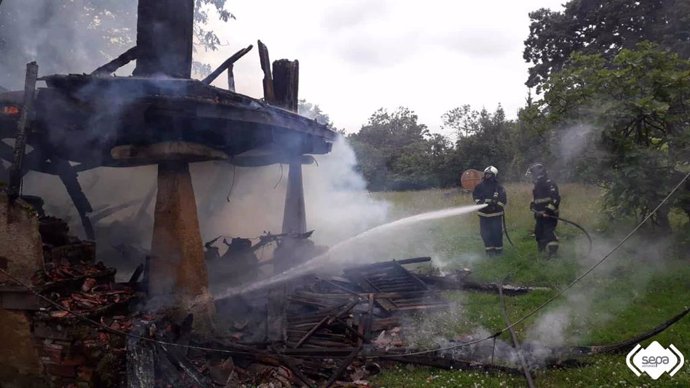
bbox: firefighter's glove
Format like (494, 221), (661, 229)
(535, 211), (546, 218)
(529, 201), (535, 211)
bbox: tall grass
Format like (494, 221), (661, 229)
(370, 184), (690, 387)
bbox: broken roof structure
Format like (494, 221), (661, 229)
(0, 0), (336, 323)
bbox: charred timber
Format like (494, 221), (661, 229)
(258, 40), (275, 103)
(92, 47), (139, 75)
(7, 62), (38, 200)
(202, 45), (253, 85)
(272, 59), (299, 112)
(17, 75), (336, 170)
(134, 0), (193, 78)
(418, 274), (549, 295)
(499, 283), (537, 388)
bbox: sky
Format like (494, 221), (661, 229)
(197, 0), (567, 137)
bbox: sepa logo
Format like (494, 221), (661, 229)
(626, 341), (685, 380)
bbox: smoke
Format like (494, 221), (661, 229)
(524, 233), (674, 359)
(195, 136), (390, 246)
(20, 136), (394, 280)
(556, 123), (594, 163)
(0, 0), (137, 88)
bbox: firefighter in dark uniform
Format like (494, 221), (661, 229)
(472, 166), (507, 256)
(526, 163), (560, 257)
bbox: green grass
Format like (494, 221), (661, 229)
(368, 184), (690, 387)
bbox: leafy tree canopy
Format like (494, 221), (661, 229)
(298, 99), (334, 130)
(541, 42), (690, 228)
(524, 0), (690, 90)
(348, 107), (451, 190)
(443, 105), (517, 179)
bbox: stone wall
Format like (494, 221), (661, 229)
(0, 192), (45, 385)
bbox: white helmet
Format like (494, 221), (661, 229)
(484, 166), (498, 176)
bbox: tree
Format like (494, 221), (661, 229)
(442, 105), (517, 179)
(511, 93), (553, 178)
(348, 107), (453, 190)
(298, 99), (334, 129)
(524, 0), (690, 90)
(540, 42), (690, 229)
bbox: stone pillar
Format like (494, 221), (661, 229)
(0, 193), (43, 287)
(148, 162), (214, 329)
(0, 193), (44, 383)
(281, 160), (307, 235)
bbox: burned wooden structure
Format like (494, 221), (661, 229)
(3, 200), (689, 386)
(0, 0), (336, 321)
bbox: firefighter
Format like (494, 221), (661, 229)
(472, 166), (507, 256)
(526, 163), (560, 258)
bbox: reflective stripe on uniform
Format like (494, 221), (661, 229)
(478, 211), (504, 217)
(546, 241), (559, 247)
(475, 199), (482, 204)
(533, 197), (552, 204)
(497, 202), (505, 207)
(546, 203), (556, 210)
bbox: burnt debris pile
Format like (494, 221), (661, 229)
(1, 210), (138, 387)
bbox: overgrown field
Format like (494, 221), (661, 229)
(367, 183), (690, 387)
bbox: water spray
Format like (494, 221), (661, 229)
(213, 204), (487, 300)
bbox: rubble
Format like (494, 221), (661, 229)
(9, 233), (548, 388)
(3, 214), (687, 387)
(25, 215), (138, 387)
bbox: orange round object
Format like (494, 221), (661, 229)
(460, 169), (483, 191)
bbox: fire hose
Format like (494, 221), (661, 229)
(502, 214), (515, 247)
(532, 210), (593, 256)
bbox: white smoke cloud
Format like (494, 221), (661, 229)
(556, 123), (594, 163)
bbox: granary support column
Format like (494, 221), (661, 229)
(149, 161), (214, 328)
(282, 161), (307, 234)
(273, 59), (307, 235)
(130, 0), (214, 329)
(267, 58), (303, 343)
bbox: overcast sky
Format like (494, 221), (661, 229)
(197, 0), (566, 136)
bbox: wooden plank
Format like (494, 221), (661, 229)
(365, 293), (374, 339)
(92, 46), (138, 75)
(202, 44), (253, 85)
(257, 40), (275, 103)
(272, 59), (299, 111)
(392, 261), (429, 290)
(322, 346), (362, 388)
(498, 285), (537, 388)
(396, 257), (432, 265)
(295, 314), (330, 348)
(8, 62), (38, 201)
(227, 65), (235, 92)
